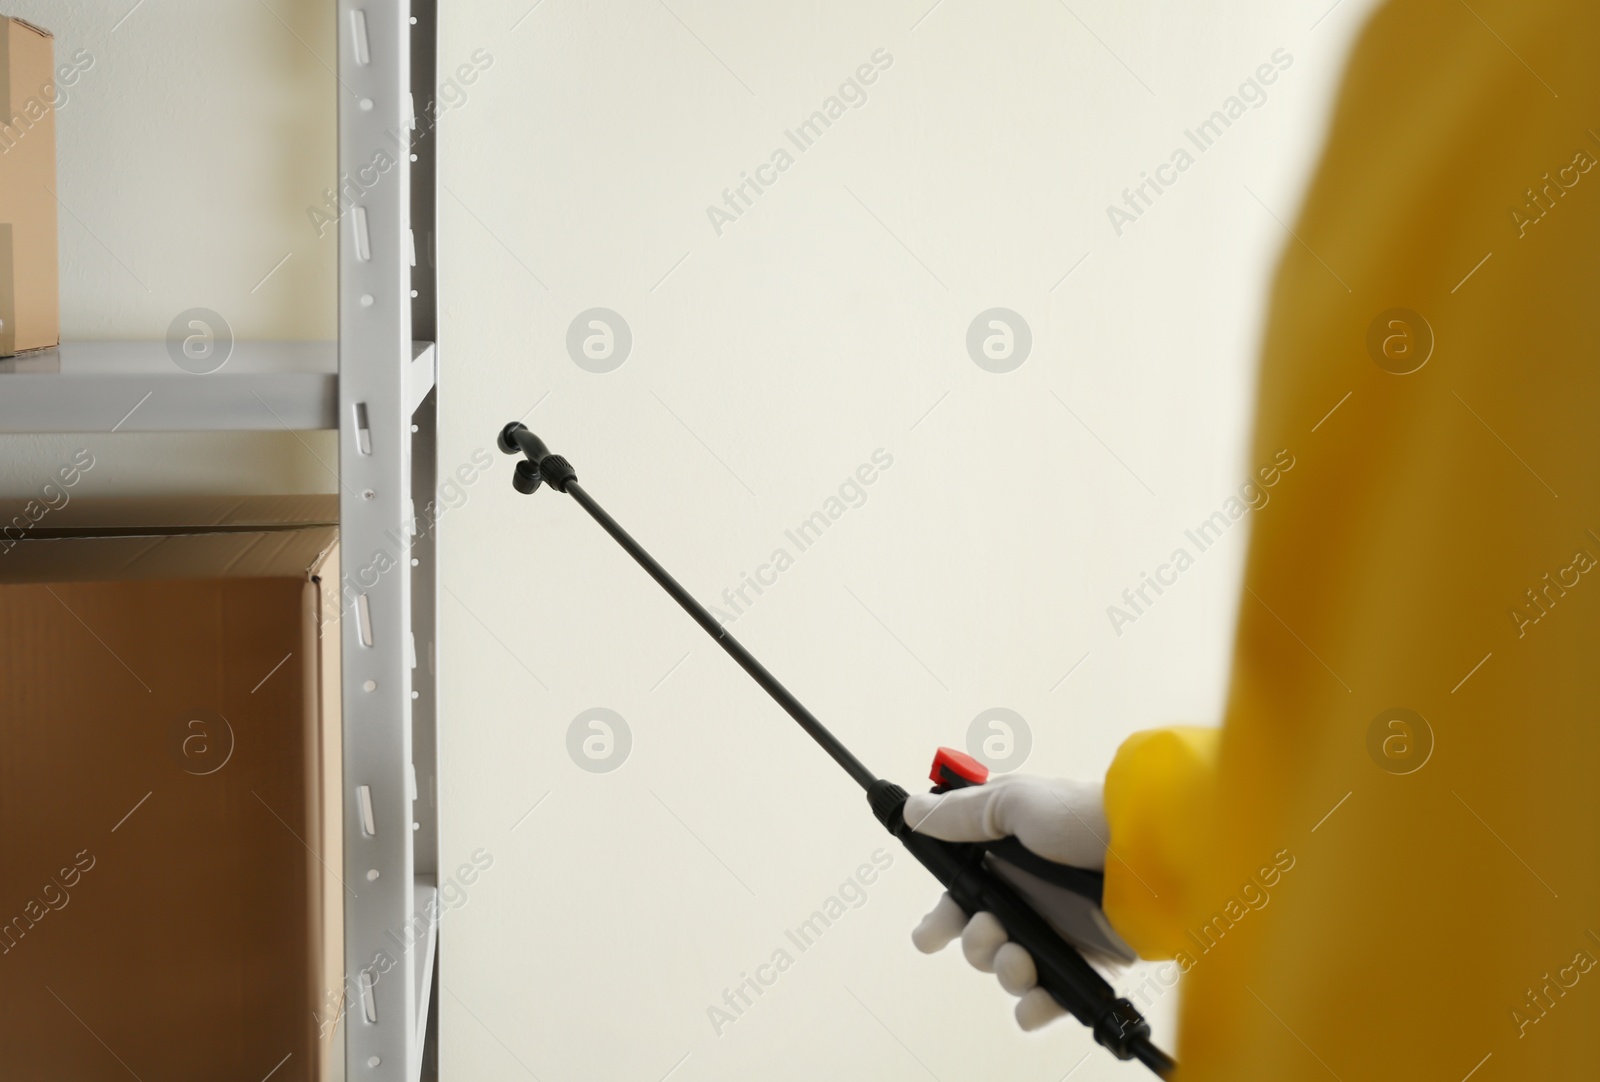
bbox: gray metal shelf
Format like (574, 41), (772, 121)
(0, 340), (436, 436)
(0, 342), (432, 435)
(0, 340), (339, 431)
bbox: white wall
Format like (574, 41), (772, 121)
(4, 1), (1378, 1078)
(435, 2), (1374, 1080)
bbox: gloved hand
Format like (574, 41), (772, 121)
(903, 774), (1110, 1031)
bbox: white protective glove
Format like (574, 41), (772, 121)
(902, 774), (1112, 1031)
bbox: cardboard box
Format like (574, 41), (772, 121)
(0, 496), (343, 1081)
(0, 15), (60, 356)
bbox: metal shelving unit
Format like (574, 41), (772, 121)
(0, 4), (442, 1079)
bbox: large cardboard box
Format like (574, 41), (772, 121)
(0, 15), (60, 356)
(0, 496), (343, 1081)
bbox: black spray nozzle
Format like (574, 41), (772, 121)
(500, 422), (576, 494)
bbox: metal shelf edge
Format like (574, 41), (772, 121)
(0, 341), (338, 432)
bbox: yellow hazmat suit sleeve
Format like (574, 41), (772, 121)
(1101, 2), (1599, 1079)
(1102, 727), (1219, 960)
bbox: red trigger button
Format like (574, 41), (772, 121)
(930, 747), (989, 788)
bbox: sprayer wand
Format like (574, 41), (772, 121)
(498, 422), (1177, 1078)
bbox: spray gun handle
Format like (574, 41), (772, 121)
(868, 750), (1168, 1074)
(926, 748), (1107, 901)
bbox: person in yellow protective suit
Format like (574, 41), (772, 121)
(906, 1), (1600, 1077)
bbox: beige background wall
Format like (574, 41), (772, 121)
(4, 1), (1379, 1079)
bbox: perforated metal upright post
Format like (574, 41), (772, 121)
(338, 2), (440, 1079)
